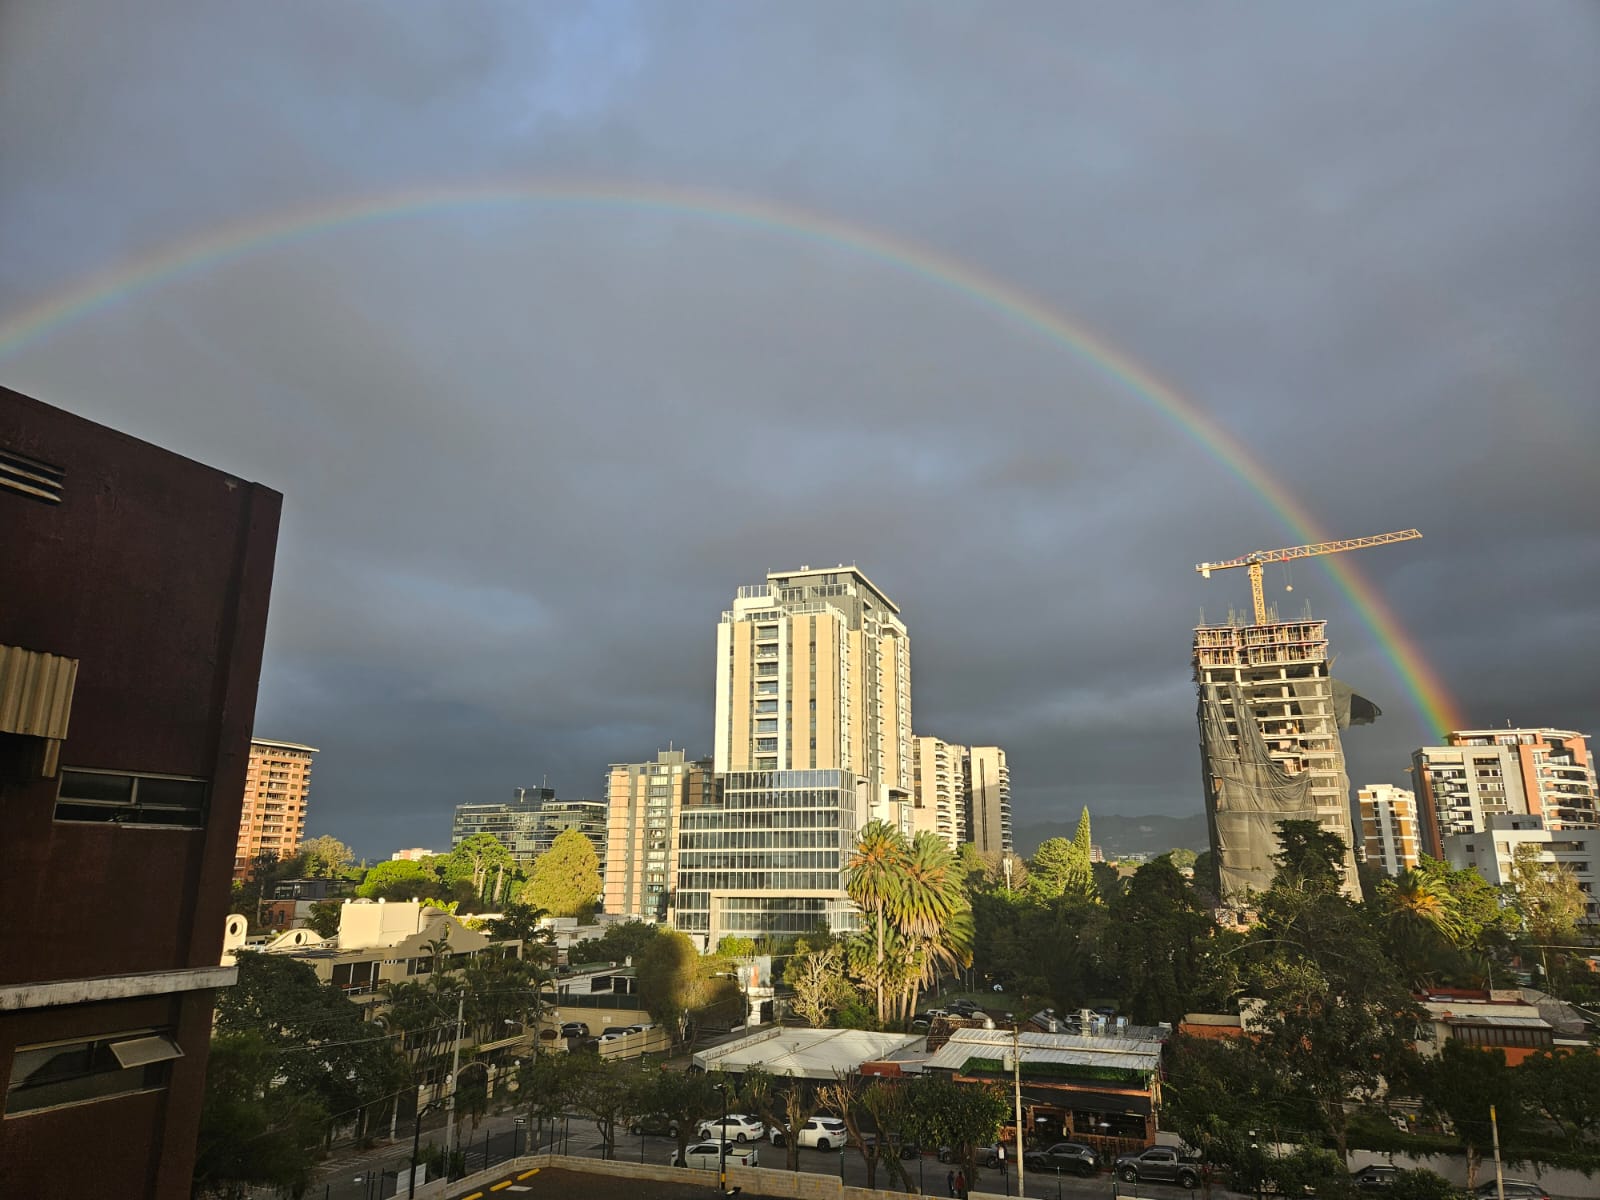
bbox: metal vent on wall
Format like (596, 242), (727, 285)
(0, 446), (65, 504)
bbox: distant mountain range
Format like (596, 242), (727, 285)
(1012, 810), (1209, 860)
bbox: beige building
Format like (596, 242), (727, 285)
(604, 749), (714, 920)
(910, 737), (1013, 853)
(965, 745), (1012, 855)
(713, 565), (911, 812)
(1413, 729), (1597, 857)
(234, 738), (317, 878)
(912, 736), (966, 847)
(1358, 784), (1421, 876)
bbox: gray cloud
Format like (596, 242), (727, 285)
(2, 1), (1596, 856)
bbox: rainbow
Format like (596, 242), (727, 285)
(0, 180), (1463, 735)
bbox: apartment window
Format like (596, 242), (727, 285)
(6, 1030), (182, 1115)
(55, 769), (209, 828)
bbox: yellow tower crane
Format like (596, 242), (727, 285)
(1195, 529), (1422, 625)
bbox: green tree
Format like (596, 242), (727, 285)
(847, 820), (912, 1024)
(1518, 1048), (1600, 1148)
(1160, 1035), (1278, 1199)
(570, 1055), (644, 1160)
(445, 832), (518, 906)
(895, 831), (974, 1022)
(1030, 830), (1092, 900)
(300, 834), (355, 879)
(1167, 847), (1198, 870)
(1242, 844), (1423, 1161)
(1105, 856), (1215, 1026)
(1390, 1170), (1468, 1200)
(569, 919), (662, 965)
(638, 1066), (727, 1168)
(1508, 844), (1587, 951)
(356, 858), (438, 900)
(305, 900), (343, 938)
(522, 828), (601, 918)
(516, 1050), (586, 1148)
(899, 1073), (1009, 1193)
(717, 935), (759, 957)
(636, 928), (740, 1036)
(487, 901), (554, 954)
(1271, 819), (1348, 893)
(1422, 1041), (1525, 1188)
(789, 945), (857, 1027)
(215, 952), (408, 1138)
(192, 1032), (327, 1198)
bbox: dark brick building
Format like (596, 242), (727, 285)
(0, 386), (281, 1197)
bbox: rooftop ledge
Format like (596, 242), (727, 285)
(0, 965), (238, 1011)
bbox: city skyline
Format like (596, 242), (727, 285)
(2, 3), (1595, 858)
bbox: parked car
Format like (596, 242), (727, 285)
(559, 1021), (589, 1038)
(629, 1113), (680, 1137)
(948, 999), (982, 1015)
(1350, 1165), (1399, 1191)
(1114, 1147), (1203, 1188)
(1473, 1183), (1551, 1200)
(1024, 1142), (1099, 1177)
(697, 1113), (769, 1143)
(670, 1141), (759, 1169)
(598, 1029), (629, 1043)
(938, 1145), (1003, 1168)
(794, 1116), (849, 1151)
(625, 1023), (657, 1034)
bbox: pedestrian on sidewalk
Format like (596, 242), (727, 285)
(955, 1167), (966, 1197)
(946, 1168), (956, 1196)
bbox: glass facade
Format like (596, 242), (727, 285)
(675, 770), (862, 939)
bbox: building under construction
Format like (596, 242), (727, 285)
(1194, 615), (1376, 900)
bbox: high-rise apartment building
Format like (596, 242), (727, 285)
(714, 565), (911, 814)
(1412, 729), (1597, 857)
(1358, 784), (1421, 877)
(964, 745), (1012, 855)
(1194, 617), (1367, 899)
(1, 386), (280, 1197)
(604, 750), (715, 921)
(912, 736), (966, 847)
(233, 738), (317, 878)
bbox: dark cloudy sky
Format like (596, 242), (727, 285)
(3, 2), (1596, 857)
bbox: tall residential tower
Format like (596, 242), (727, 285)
(714, 565), (911, 810)
(234, 738), (317, 878)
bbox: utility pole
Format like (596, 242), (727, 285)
(1011, 1023), (1026, 1197)
(446, 990), (465, 1168)
(1490, 1104), (1506, 1200)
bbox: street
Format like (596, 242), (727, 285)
(300, 1107), (1250, 1200)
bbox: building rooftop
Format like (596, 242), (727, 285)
(922, 1027), (1164, 1076)
(692, 1027), (922, 1079)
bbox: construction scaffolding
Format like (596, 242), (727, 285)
(1194, 618), (1367, 900)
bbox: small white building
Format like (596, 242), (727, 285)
(1443, 814), (1598, 924)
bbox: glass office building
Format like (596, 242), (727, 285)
(675, 769), (866, 945)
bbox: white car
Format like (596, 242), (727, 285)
(598, 1029), (630, 1043)
(697, 1113), (768, 1143)
(672, 1141), (759, 1169)
(795, 1116), (849, 1151)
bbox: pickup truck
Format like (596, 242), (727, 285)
(1113, 1146), (1204, 1188)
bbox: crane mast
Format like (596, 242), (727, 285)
(1196, 528), (1421, 625)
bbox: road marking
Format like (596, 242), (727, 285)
(516, 1169), (540, 1179)
(490, 1182), (513, 1192)
(463, 1192), (485, 1199)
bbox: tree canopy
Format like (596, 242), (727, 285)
(522, 827), (601, 918)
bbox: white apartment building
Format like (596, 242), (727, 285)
(1443, 813), (1598, 925)
(1413, 729), (1597, 857)
(1358, 784), (1421, 877)
(912, 736), (966, 847)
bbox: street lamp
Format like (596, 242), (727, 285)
(716, 1081), (731, 1194)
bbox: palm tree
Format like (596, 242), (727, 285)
(847, 821), (910, 1024)
(896, 832), (974, 1021)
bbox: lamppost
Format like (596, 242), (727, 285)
(716, 1081), (731, 1194)
(409, 1101), (437, 1200)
